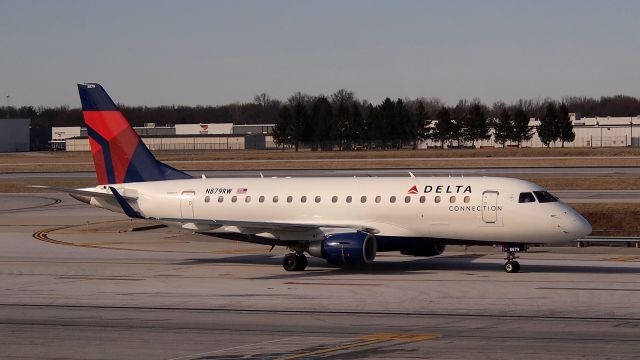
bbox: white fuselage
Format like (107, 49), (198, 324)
(88, 176), (592, 245)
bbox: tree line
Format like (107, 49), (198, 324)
(0, 93), (637, 148)
(273, 91), (580, 150)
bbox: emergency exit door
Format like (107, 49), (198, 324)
(180, 191), (195, 218)
(482, 191), (498, 223)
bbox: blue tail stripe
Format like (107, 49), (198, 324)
(124, 142), (192, 183)
(86, 125), (116, 184)
(78, 84), (119, 111)
(109, 186), (143, 219)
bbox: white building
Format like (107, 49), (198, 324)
(175, 123), (233, 135)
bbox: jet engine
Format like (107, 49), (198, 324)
(401, 243), (446, 257)
(308, 232), (377, 266)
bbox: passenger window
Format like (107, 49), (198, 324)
(259, 196), (265, 203)
(464, 196), (470, 203)
(287, 196), (293, 203)
(375, 196), (381, 203)
(273, 196), (279, 203)
(404, 196), (411, 203)
(346, 196), (352, 203)
(218, 196), (224, 203)
(533, 191), (558, 203)
(361, 196), (367, 203)
(245, 196), (251, 203)
(449, 196), (456, 203)
(419, 196), (426, 203)
(435, 196), (441, 203)
(332, 196), (338, 203)
(315, 196), (321, 203)
(390, 196), (396, 203)
(519, 192), (536, 203)
(231, 196), (237, 203)
(301, 196), (307, 203)
(204, 196), (210, 203)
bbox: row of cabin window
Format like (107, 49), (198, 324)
(204, 195), (471, 204)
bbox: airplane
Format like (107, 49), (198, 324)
(37, 83), (593, 273)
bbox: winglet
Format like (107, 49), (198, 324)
(109, 186), (143, 219)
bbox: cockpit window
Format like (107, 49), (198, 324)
(518, 192), (536, 203)
(533, 191), (559, 203)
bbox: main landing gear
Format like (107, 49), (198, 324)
(283, 252), (308, 271)
(503, 244), (526, 273)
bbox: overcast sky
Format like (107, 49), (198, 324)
(1, 0), (638, 107)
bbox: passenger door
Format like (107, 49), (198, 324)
(180, 191), (195, 218)
(482, 191), (499, 223)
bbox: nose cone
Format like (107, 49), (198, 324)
(574, 214), (592, 238)
(565, 210), (592, 239)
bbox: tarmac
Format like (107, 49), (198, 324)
(1, 193), (640, 359)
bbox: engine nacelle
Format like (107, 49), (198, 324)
(308, 232), (377, 266)
(401, 243), (446, 257)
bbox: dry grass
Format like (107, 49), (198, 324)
(1, 149), (639, 172)
(522, 177), (640, 190)
(1, 146), (639, 164)
(571, 203), (640, 237)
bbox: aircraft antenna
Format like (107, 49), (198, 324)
(201, 174), (206, 179)
(260, 172), (264, 179)
(408, 171), (415, 179)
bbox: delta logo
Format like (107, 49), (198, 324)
(407, 185), (419, 194)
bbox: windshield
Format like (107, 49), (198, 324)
(533, 191), (559, 203)
(518, 192), (536, 203)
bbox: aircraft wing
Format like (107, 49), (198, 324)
(153, 217), (380, 234)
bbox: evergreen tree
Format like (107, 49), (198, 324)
(351, 103), (366, 147)
(287, 93), (311, 152)
(493, 107), (513, 148)
(364, 104), (381, 149)
(538, 102), (560, 147)
(395, 99), (412, 149)
(413, 101), (431, 149)
(558, 103), (575, 147)
(311, 96), (334, 150)
(378, 98), (396, 148)
(334, 100), (351, 150)
(465, 102), (491, 147)
(433, 106), (454, 148)
(273, 105), (293, 150)
(511, 107), (533, 147)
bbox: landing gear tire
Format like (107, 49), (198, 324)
(504, 260), (520, 273)
(283, 252), (308, 271)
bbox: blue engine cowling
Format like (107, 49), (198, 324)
(308, 232), (377, 266)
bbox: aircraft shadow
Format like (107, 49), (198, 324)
(176, 254), (640, 278)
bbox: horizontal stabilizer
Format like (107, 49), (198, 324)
(30, 185), (138, 200)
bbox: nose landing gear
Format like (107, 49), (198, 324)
(503, 244), (526, 273)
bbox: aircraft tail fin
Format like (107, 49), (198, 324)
(77, 83), (191, 185)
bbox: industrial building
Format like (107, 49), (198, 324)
(420, 115), (640, 148)
(52, 123), (276, 151)
(0, 118), (30, 152)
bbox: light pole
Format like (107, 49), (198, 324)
(631, 118), (635, 148)
(5, 95), (8, 119)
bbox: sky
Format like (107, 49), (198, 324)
(1, 0), (639, 107)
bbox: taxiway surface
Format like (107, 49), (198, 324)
(1, 193), (639, 359)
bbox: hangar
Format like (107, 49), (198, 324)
(0, 118), (30, 152)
